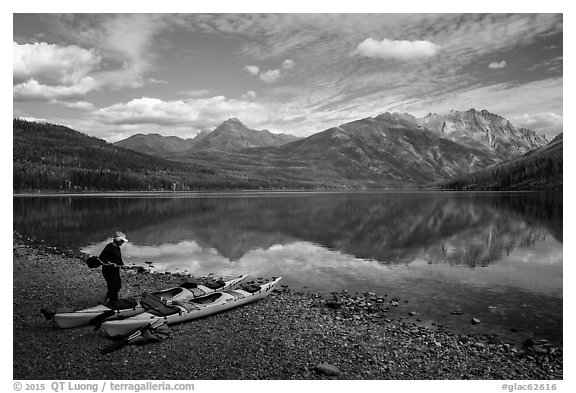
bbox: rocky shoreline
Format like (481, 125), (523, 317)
(13, 232), (562, 380)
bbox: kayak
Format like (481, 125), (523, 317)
(47, 275), (247, 328)
(102, 277), (282, 337)
(44, 275), (248, 329)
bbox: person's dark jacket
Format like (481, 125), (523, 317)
(99, 242), (124, 273)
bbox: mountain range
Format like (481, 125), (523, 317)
(114, 133), (197, 156)
(115, 118), (300, 156)
(116, 109), (548, 159)
(13, 108), (560, 191)
(237, 113), (503, 187)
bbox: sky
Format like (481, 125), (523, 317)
(13, 12), (564, 142)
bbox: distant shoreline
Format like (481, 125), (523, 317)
(12, 189), (557, 197)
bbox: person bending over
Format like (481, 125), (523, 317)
(99, 231), (128, 305)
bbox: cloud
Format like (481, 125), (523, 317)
(92, 14), (169, 89)
(242, 90), (257, 99)
(245, 65), (260, 75)
(13, 41), (101, 101)
(355, 38), (440, 61)
(282, 59), (295, 70)
(13, 23), (166, 104)
(246, 59), (296, 84)
(58, 101), (95, 110)
(148, 78), (169, 84)
(14, 14), (172, 103)
(511, 112), (563, 134)
(13, 41), (100, 86)
(13, 78), (98, 101)
(13, 15), (170, 104)
(101, 15), (164, 61)
(93, 96), (271, 129)
(259, 69), (282, 84)
(489, 61), (507, 69)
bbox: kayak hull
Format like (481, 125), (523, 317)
(102, 277), (282, 337)
(52, 275), (247, 329)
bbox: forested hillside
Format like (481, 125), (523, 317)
(432, 134), (562, 191)
(12, 119), (303, 192)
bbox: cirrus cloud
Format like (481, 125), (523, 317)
(355, 38), (440, 61)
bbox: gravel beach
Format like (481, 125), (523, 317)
(13, 232), (562, 380)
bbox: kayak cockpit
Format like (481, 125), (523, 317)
(154, 287), (187, 300)
(189, 292), (223, 304)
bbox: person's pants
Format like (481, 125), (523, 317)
(103, 268), (121, 303)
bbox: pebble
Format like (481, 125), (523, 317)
(325, 301), (341, 309)
(315, 363), (341, 376)
(532, 346), (549, 355)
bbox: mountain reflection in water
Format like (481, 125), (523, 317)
(14, 191), (562, 267)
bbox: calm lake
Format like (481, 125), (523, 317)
(13, 191), (562, 345)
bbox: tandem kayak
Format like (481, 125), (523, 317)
(102, 277), (282, 337)
(43, 275), (248, 329)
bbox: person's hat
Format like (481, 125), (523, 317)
(113, 231), (129, 242)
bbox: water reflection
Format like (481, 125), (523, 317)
(14, 192), (562, 267)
